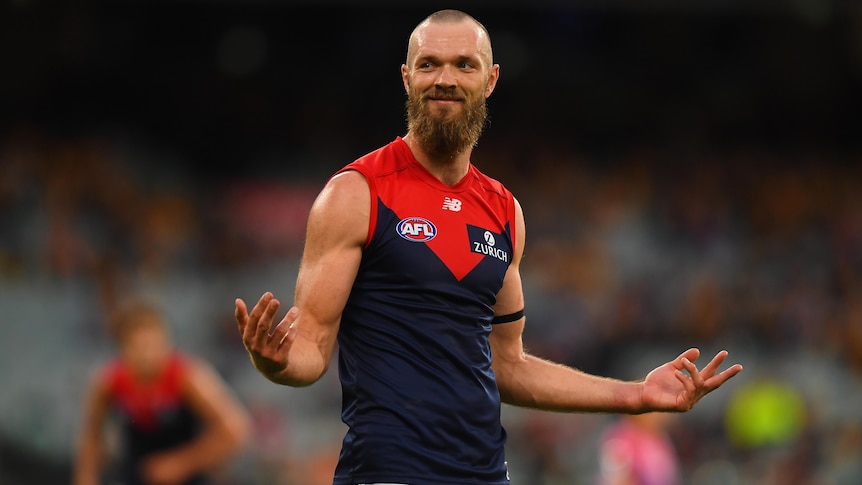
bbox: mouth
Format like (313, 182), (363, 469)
(429, 98), (461, 105)
(426, 91), (463, 103)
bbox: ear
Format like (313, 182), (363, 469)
(485, 64), (500, 98)
(401, 64), (410, 94)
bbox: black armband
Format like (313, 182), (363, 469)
(491, 309), (525, 324)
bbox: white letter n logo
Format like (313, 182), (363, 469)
(442, 197), (462, 212)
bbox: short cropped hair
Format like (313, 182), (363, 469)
(407, 9), (494, 66)
(108, 297), (167, 342)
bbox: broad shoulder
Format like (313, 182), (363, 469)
(325, 169), (369, 193)
(313, 169), (370, 218)
(304, 169), (370, 248)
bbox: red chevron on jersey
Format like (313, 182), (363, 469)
(341, 137), (515, 282)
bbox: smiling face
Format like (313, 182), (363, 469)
(402, 16), (499, 159)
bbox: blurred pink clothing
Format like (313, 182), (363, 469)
(596, 417), (681, 485)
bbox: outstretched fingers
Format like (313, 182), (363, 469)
(270, 306), (300, 349)
(708, 359), (744, 389)
(672, 357), (700, 404)
(239, 292), (279, 347)
(700, 350), (730, 380)
(692, 350), (743, 389)
(680, 356), (703, 386)
(683, 349), (744, 396)
(257, 295), (281, 341)
(235, 298), (249, 334)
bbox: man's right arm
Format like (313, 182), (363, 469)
(237, 169), (369, 386)
(72, 370), (109, 485)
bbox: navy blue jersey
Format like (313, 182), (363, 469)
(332, 137), (515, 485)
(103, 354), (209, 485)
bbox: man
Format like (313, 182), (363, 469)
(235, 9), (743, 485)
(74, 298), (251, 485)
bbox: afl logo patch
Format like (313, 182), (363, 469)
(396, 217), (437, 242)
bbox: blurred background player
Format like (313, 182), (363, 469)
(72, 298), (251, 485)
(595, 412), (681, 485)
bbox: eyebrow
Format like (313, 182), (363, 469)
(415, 53), (479, 66)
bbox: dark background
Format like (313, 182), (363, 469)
(5, 1), (860, 177)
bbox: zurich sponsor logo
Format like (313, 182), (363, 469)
(396, 217), (437, 242)
(472, 229), (509, 262)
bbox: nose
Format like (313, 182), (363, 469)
(434, 64), (457, 89)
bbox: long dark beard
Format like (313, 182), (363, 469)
(405, 88), (488, 159)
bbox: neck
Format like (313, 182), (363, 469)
(403, 132), (472, 187)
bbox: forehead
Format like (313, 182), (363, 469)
(410, 20), (488, 64)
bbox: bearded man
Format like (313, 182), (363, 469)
(235, 9), (743, 485)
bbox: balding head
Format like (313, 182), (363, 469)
(406, 9), (494, 70)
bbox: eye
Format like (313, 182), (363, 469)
(457, 59), (478, 71)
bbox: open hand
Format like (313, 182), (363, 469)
(641, 348), (743, 412)
(235, 292), (299, 381)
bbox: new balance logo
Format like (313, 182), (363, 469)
(442, 197), (462, 212)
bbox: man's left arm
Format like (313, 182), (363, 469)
(489, 198), (742, 414)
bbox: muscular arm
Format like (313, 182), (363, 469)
(491, 321), (642, 413)
(489, 198), (640, 413)
(237, 170), (368, 386)
(490, 198), (742, 414)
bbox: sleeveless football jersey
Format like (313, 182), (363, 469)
(332, 137), (515, 485)
(103, 353), (209, 485)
